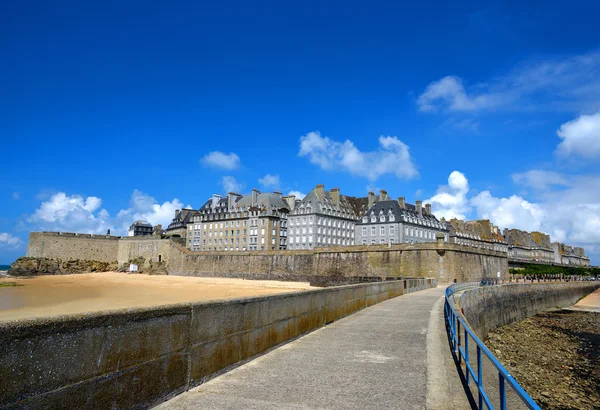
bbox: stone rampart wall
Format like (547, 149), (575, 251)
(460, 282), (600, 339)
(24, 232), (509, 283)
(0, 279), (435, 409)
(26, 232), (120, 263)
(167, 242), (508, 284)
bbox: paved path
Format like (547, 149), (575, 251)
(156, 286), (470, 410)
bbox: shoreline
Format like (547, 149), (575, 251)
(0, 271), (314, 322)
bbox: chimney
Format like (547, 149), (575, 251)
(425, 203), (431, 215)
(380, 189), (389, 200)
(283, 195), (296, 211)
(316, 184), (325, 197)
(251, 188), (260, 206)
(227, 192), (240, 209)
(211, 194), (221, 208)
(331, 188), (340, 206)
(368, 191), (375, 209)
(398, 196), (406, 209)
(174, 209), (179, 218)
(416, 200), (422, 216)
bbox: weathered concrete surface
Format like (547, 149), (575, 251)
(156, 286), (470, 410)
(460, 282), (600, 339)
(0, 279), (435, 409)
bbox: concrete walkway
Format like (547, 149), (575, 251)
(156, 286), (471, 410)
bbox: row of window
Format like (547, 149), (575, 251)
(289, 216), (355, 229)
(361, 225), (396, 236)
(289, 236), (352, 246)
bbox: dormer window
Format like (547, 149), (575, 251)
(389, 214), (395, 222)
(370, 214), (377, 223)
(363, 216), (368, 223)
(380, 215), (385, 222)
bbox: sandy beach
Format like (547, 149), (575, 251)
(0, 272), (314, 322)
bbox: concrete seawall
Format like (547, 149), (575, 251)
(460, 282), (600, 339)
(0, 278), (436, 409)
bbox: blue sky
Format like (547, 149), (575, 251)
(2, 0), (600, 264)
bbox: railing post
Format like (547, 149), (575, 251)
(499, 373), (506, 410)
(457, 319), (461, 359)
(477, 346), (483, 409)
(465, 329), (470, 385)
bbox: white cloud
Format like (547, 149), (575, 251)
(12, 192), (20, 200)
(298, 131), (418, 181)
(27, 190), (187, 236)
(511, 170), (569, 191)
(258, 174), (281, 189)
(556, 112), (600, 158)
(426, 171), (471, 220)
(200, 151), (241, 170)
(468, 170), (600, 263)
(27, 193), (109, 234)
(115, 190), (185, 231)
(471, 191), (546, 232)
(287, 190), (306, 200)
(418, 50), (600, 113)
(418, 76), (477, 112)
(220, 176), (243, 193)
(0, 233), (24, 249)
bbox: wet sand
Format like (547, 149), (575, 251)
(0, 272), (314, 322)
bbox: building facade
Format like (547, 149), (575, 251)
(355, 197), (448, 245)
(552, 242), (591, 266)
(186, 189), (290, 252)
(447, 219), (508, 253)
(128, 220), (153, 237)
(166, 209), (196, 238)
(287, 185), (380, 250)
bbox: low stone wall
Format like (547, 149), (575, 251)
(0, 278), (436, 409)
(460, 282), (600, 339)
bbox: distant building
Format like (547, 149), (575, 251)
(187, 189), (291, 251)
(355, 197), (448, 245)
(166, 209), (196, 238)
(152, 224), (165, 236)
(287, 185), (378, 250)
(128, 220), (153, 237)
(447, 219), (507, 253)
(552, 242), (591, 266)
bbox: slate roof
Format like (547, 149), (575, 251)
(357, 200), (442, 225)
(290, 187), (377, 219)
(166, 208), (197, 231)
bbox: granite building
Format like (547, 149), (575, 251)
(187, 189), (290, 251)
(355, 197), (448, 245)
(552, 242), (591, 266)
(447, 219), (508, 253)
(287, 184), (379, 250)
(166, 209), (197, 238)
(128, 220), (153, 237)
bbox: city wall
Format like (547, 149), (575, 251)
(26, 232), (120, 263)
(460, 282), (600, 339)
(0, 279), (435, 409)
(24, 232), (509, 283)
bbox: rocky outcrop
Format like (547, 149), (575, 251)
(7, 257), (118, 276)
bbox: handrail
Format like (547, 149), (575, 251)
(444, 283), (541, 410)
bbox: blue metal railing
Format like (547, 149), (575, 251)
(444, 283), (541, 410)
